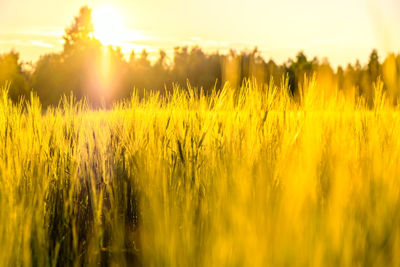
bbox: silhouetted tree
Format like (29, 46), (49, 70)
(382, 53), (400, 104)
(63, 6), (97, 53)
(368, 49), (381, 83)
(0, 51), (30, 102)
(285, 51), (317, 95)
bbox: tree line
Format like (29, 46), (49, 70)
(1, 6), (400, 107)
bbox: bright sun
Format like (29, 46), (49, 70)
(92, 6), (125, 46)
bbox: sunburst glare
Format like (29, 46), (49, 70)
(92, 6), (125, 46)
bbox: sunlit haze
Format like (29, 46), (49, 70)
(0, 0), (399, 66)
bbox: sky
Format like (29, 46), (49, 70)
(0, 0), (399, 67)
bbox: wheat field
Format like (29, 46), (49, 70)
(0, 77), (400, 266)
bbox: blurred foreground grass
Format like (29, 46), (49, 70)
(1, 78), (400, 266)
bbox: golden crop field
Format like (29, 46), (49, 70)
(1, 77), (400, 266)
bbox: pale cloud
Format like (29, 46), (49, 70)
(189, 36), (203, 42)
(0, 27), (64, 38)
(0, 39), (54, 48)
(30, 40), (54, 48)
